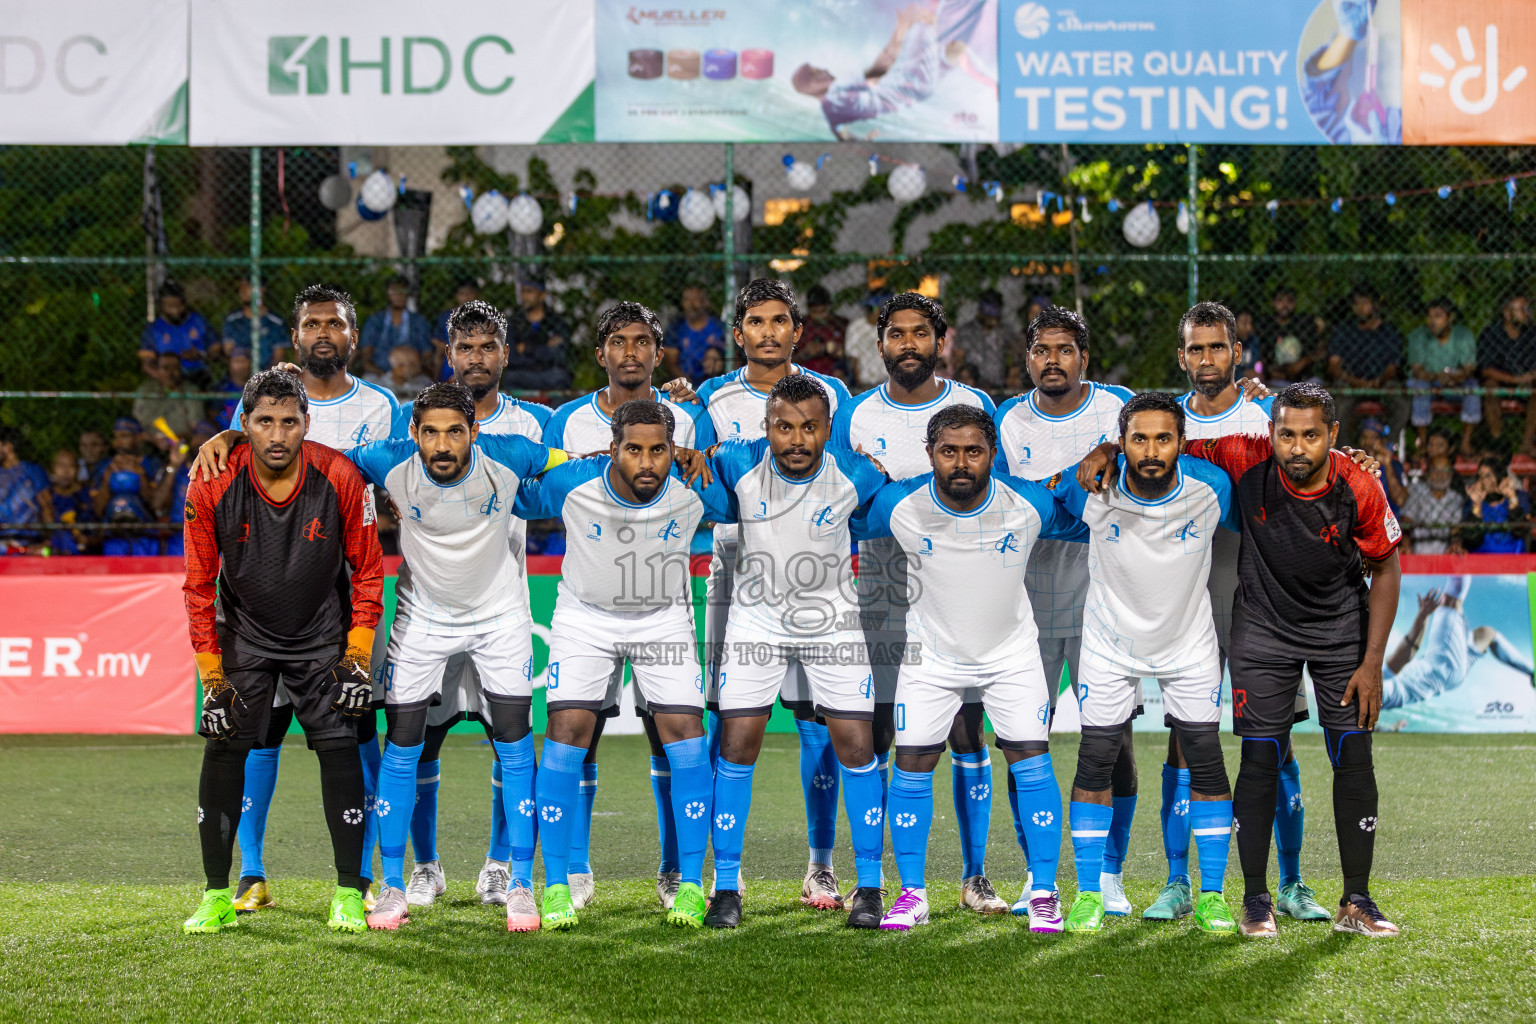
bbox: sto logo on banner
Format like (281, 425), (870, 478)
(1404, 0), (1535, 142)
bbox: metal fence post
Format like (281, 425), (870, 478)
(1186, 142), (1198, 307)
(249, 147), (263, 369)
(722, 141), (736, 371)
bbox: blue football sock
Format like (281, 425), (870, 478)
(711, 758), (755, 891)
(409, 758), (440, 864)
(534, 739), (585, 888)
(1274, 758), (1304, 888)
(795, 719), (840, 859)
(377, 740), (424, 891)
(650, 755), (679, 874)
(493, 735), (537, 887)
(1070, 801), (1113, 893)
(1103, 794), (1136, 874)
(841, 757), (886, 889)
(235, 745), (280, 879)
(888, 768), (933, 890)
(1161, 763), (1191, 883)
(569, 762), (597, 875)
(1006, 767), (1027, 855)
(663, 736), (712, 887)
(951, 747), (992, 879)
(358, 733), (381, 883)
(486, 758), (511, 863)
(1011, 755), (1062, 892)
(1190, 799), (1234, 892)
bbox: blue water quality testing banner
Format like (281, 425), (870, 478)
(999, 0), (1404, 143)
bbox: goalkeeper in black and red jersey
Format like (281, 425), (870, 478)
(180, 370), (383, 935)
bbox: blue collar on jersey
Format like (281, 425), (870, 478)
(735, 364), (806, 398)
(479, 394), (512, 426)
(1119, 460), (1184, 506)
(419, 446), (479, 489)
(1179, 390), (1246, 423)
(927, 476), (995, 517)
(307, 376), (360, 407)
(877, 378), (952, 411)
(768, 449), (828, 486)
(1025, 383), (1094, 421)
(590, 387), (661, 425)
(602, 464), (674, 509)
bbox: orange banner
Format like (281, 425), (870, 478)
(0, 574), (192, 734)
(1403, 0), (1536, 143)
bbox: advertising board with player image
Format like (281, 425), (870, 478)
(595, 0), (999, 141)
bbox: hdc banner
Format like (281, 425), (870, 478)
(0, 0), (188, 144)
(1402, 0), (1536, 144)
(187, 0), (595, 145)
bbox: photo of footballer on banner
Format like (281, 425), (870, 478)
(595, 0), (999, 142)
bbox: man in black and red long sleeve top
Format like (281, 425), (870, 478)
(1078, 382), (1403, 938)
(180, 369), (383, 935)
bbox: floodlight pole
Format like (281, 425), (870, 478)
(250, 147), (263, 370)
(723, 142), (736, 371)
(1186, 143), (1198, 307)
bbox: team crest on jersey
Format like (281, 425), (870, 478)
(994, 532), (1019, 554)
(1177, 519), (1199, 541)
(812, 505), (837, 527)
(351, 423), (373, 445)
(480, 493), (501, 516)
(183, 500), (195, 522)
(658, 518), (682, 541)
(1202, 438), (1218, 450)
(1044, 472), (1062, 490)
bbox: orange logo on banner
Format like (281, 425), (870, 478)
(1403, 0), (1536, 143)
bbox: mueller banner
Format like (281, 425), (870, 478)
(594, 0), (1000, 142)
(187, 0), (595, 145)
(1402, 0), (1536, 143)
(1000, 0), (1404, 143)
(0, 0), (187, 144)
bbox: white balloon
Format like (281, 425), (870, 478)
(1175, 201), (1190, 236)
(318, 174), (351, 212)
(359, 170), (397, 214)
(470, 190), (509, 235)
(712, 184), (751, 222)
(1122, 201), (1160, 248)
(785, 160), (817, 191)
(888, 164), (926, 203)
(679, 188), (717, 233)
(507, 192), (544, 236)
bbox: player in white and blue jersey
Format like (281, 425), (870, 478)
(542, 302), (715, 913)
(341, 382), (567, 933)
(693, 279), (853, 911)
(703, 374), (890, 930)
(1151, 301), (1329, 925)
(831, 292), (1008, 914)
(1052, 392), (1240, 935)
(856, 405), (1086, 934)
(193, 283), (405, 915)
(992, 306), (1142, 915)
(393, 300), (551, 913)
(511, 399), (736, 931)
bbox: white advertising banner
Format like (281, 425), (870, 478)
(188, 0), (595, 145)
(0, 0), (188, 144)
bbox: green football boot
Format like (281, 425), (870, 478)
(666, 882), (707, 928)
(541, 883), (579, 931)
(1064, 891), (1105, 933)
(328, 886), (368, 933)
(183, 888), (238, 935)
(1143, 877), (1194, 920)
(1277, 881), (1331, 921)
(1193, 891), (1237, 935)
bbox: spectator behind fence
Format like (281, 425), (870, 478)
(1356, 417), (1408, 515)
(664, 284), (727, 381)
(1464, 457), (1530, 554)
(1255, 285), (1327, 385)
(133, 351), (207, 442)
(0, 427), (49, 548)
(155, 421), (217, 557)
(504, 274), (571, 391)
(843, 291), (888, 389)
(367, 345), (433, 401)
(1478, 293), (1536, 454)
(76, 430), (108, 484)
(1401, 454), (1464, 555)
(42, 449), (94, 555)
(1233, 308), (1263, 379)
(1328, 281), (1407, 444)
(360, 275), (434, 376)
(1410, 429), (1453, 476)
(91, 418), (161, 493)
(221, 276), (288, 369)
(796, 285), (847, 379)
(1406, 296), (1480, 455)
(698, 344), (726, 384)
(952, 288), (1016, 390)
(432, 277), (482, 381)
(213, 347), (254, 429)
(138, 279), (212, 382)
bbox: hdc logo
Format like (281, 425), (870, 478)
(267, 35), (516, 96)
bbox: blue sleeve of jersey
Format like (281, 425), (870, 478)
(829, 446), (888, 504)
(512, 459), (601, 520)
(1048, 465), (1091, 521)
(693, 376), (725, 408)
(966, 384), (997, 416)
(345, 439), (413, 488)
(392, 401), (413, 440)
(850, 481), (898, 541)
(1253, 394), (1276, 417)
(685, 401), (717, 450)
(479, 434), (554, 478)
(822, 374), (854, 411)
(523, 400), (553, 433)
(708, 438), (766, 489)
(543, 401), (576, 449)
(829, 399), (854, 451)
(1180, 455), (1241, 534)
(1100, 383), (1137, 404)
(1002, 473), (1089, 543)
(691, 472), (739, 524)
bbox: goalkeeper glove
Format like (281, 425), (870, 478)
(196, 652), (245, 739)
(329, 627), (375, 716)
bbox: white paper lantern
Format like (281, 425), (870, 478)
(785, 160), (817, 191)
(1122, 200), (1160, 248)
(888, 163), (926, 203)
(318, 174), (351, 211)
(1175, 201), (1190, 236)
(359, 170), (397, 215)
(678, 188), (716, 233)
(712, 184), (751, 222)
(470, 190), (509, 235)
(507, 192), (544, 236)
